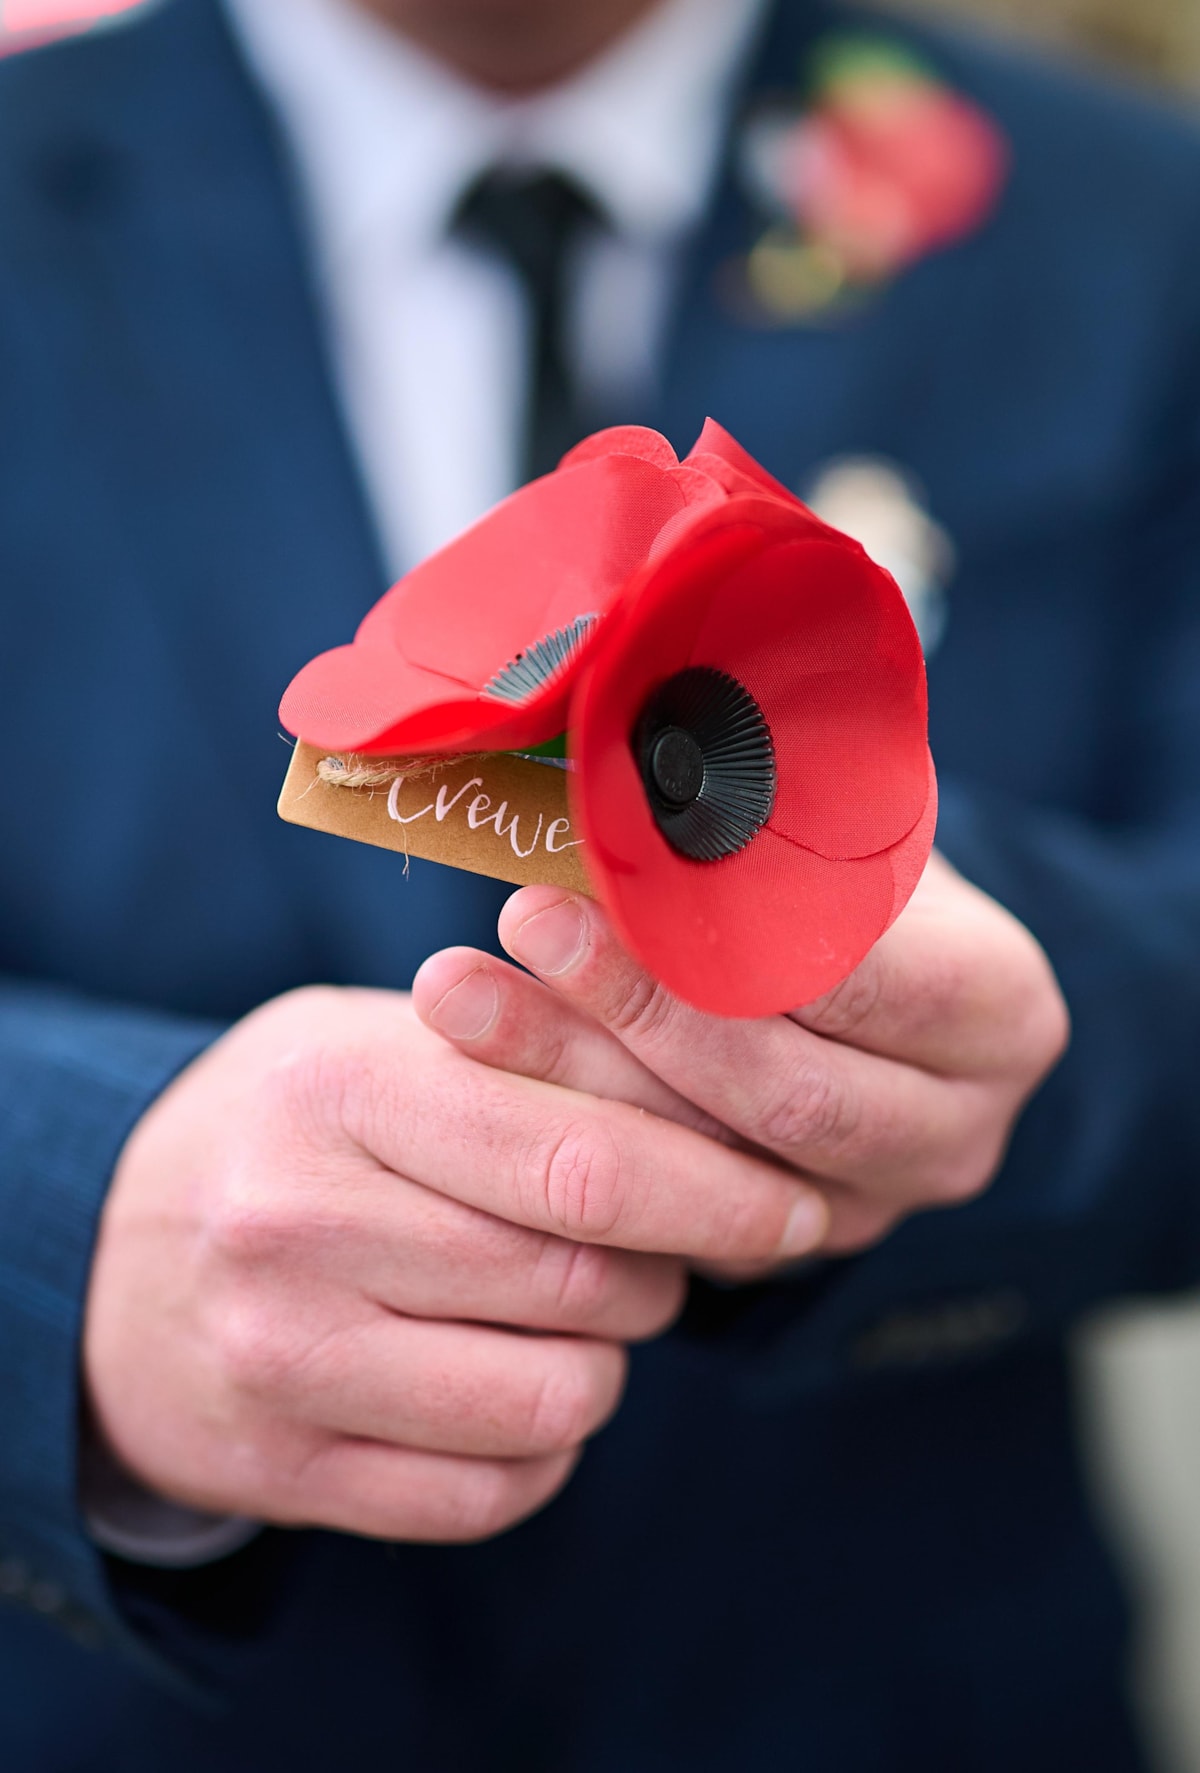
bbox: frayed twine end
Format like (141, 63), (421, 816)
(316, 754), (475, 790)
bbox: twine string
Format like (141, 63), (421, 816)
(315, 754), (476, 790)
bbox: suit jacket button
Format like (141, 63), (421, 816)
(63, 1608), (104, 1649)
(28, 1579), (66, 1616)
(849, 1290), (1030, 1372)
(0, 1556), (29, 1598)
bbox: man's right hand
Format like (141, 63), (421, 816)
(83, 986), (827, 1543)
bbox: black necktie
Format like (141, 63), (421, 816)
(453, 169), (605, 483)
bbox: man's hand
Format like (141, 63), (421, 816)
(412, 855), (1070, 1263)
(84, 987), (828, 1541)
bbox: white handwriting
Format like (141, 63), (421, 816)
(386, 771), (583, 861)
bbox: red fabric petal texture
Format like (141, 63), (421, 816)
(557, 426), (683, 472)
(363, 454), (689, 682)
(570, 522), (767, 868)
(882, 748), (938, 928)
(584, 509), (929, 858)
(280, 644), (460, 754)
(689, 536), (928, 857)
(279, 646), (581, 757)
(281, 452), (691, 754)
(684, 418), (806, 506)
(571, 615), (900, 1014)
(570, 503), (934, 1016)
(559, 427), (734, 535)
(593, 816), (897, 1018)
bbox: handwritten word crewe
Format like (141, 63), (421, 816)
(386, 772), (582, 861)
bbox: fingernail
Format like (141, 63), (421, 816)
(429, 968), (499, 1041)
(778, 1193), (827, 1258)
(509, 900), (586, 977)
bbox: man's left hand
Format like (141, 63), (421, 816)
(411, 855), (1069, 1262)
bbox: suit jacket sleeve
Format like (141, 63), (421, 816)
(0, 975), (224, 1676)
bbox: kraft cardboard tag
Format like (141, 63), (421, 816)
(278, 742), (591, 894)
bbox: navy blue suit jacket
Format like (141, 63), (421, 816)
(2, 1), (1199, 1766)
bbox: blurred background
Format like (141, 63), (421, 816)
(3, 0), (1200, 83)
(2, 0), (1198, 1765)
(886, 0), (1200, 89)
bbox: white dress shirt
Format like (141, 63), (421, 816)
(85, 0), (767, 1565)
(225, 0), (767, 573)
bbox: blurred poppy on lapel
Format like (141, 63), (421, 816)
(280, 421), (936, 1016)
(739, 34), (1008, 321)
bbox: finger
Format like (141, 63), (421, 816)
(410, 953), (936, 1235)
(496, 887), (995, 1202)
(354, 1174), (687, 1342)
(284, 1439), (578, 1543)
(355, 1040), (830, 1264)
(412, 946), (731, 1144)
(499, 864), (1065, 1083)
(227, 1072), (686, 1341)
(791, 854), (1068, 1075)
(270, 1312), (629, 1460)
(697, 1182), (906, 1270)
(412, 951), (975, 1233)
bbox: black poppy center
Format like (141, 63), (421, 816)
(635, 667), (776, 862)
(648, 727), (705, 807)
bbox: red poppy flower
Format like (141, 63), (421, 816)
(789, 61), (1007, 281)
(568, 481), (934, 1014)
(280, 420), (936, 1016)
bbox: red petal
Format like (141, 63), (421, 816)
(584, 507), (929, 860)
(347, 685), (574, 757)
(605, 825), (896, 1017)
(367, 454), (690, 686)
(568, 517), (773, 863)
(684, 419), (804, 506)
(279, 639), (579, 756)
(688, 535), (929, 857)
(557, 426), (681, 471)
(882, 748), (938, 928)
(570, 701), (896, 1015)
(570, 522), (907, 1016)
(281, 450), (692, 754)
(279, 644), (454, 752)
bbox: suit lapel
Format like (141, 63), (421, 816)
(652, 0), (995, 518)
(653, 0), (853, 478)
(23, 0), (388, 749)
